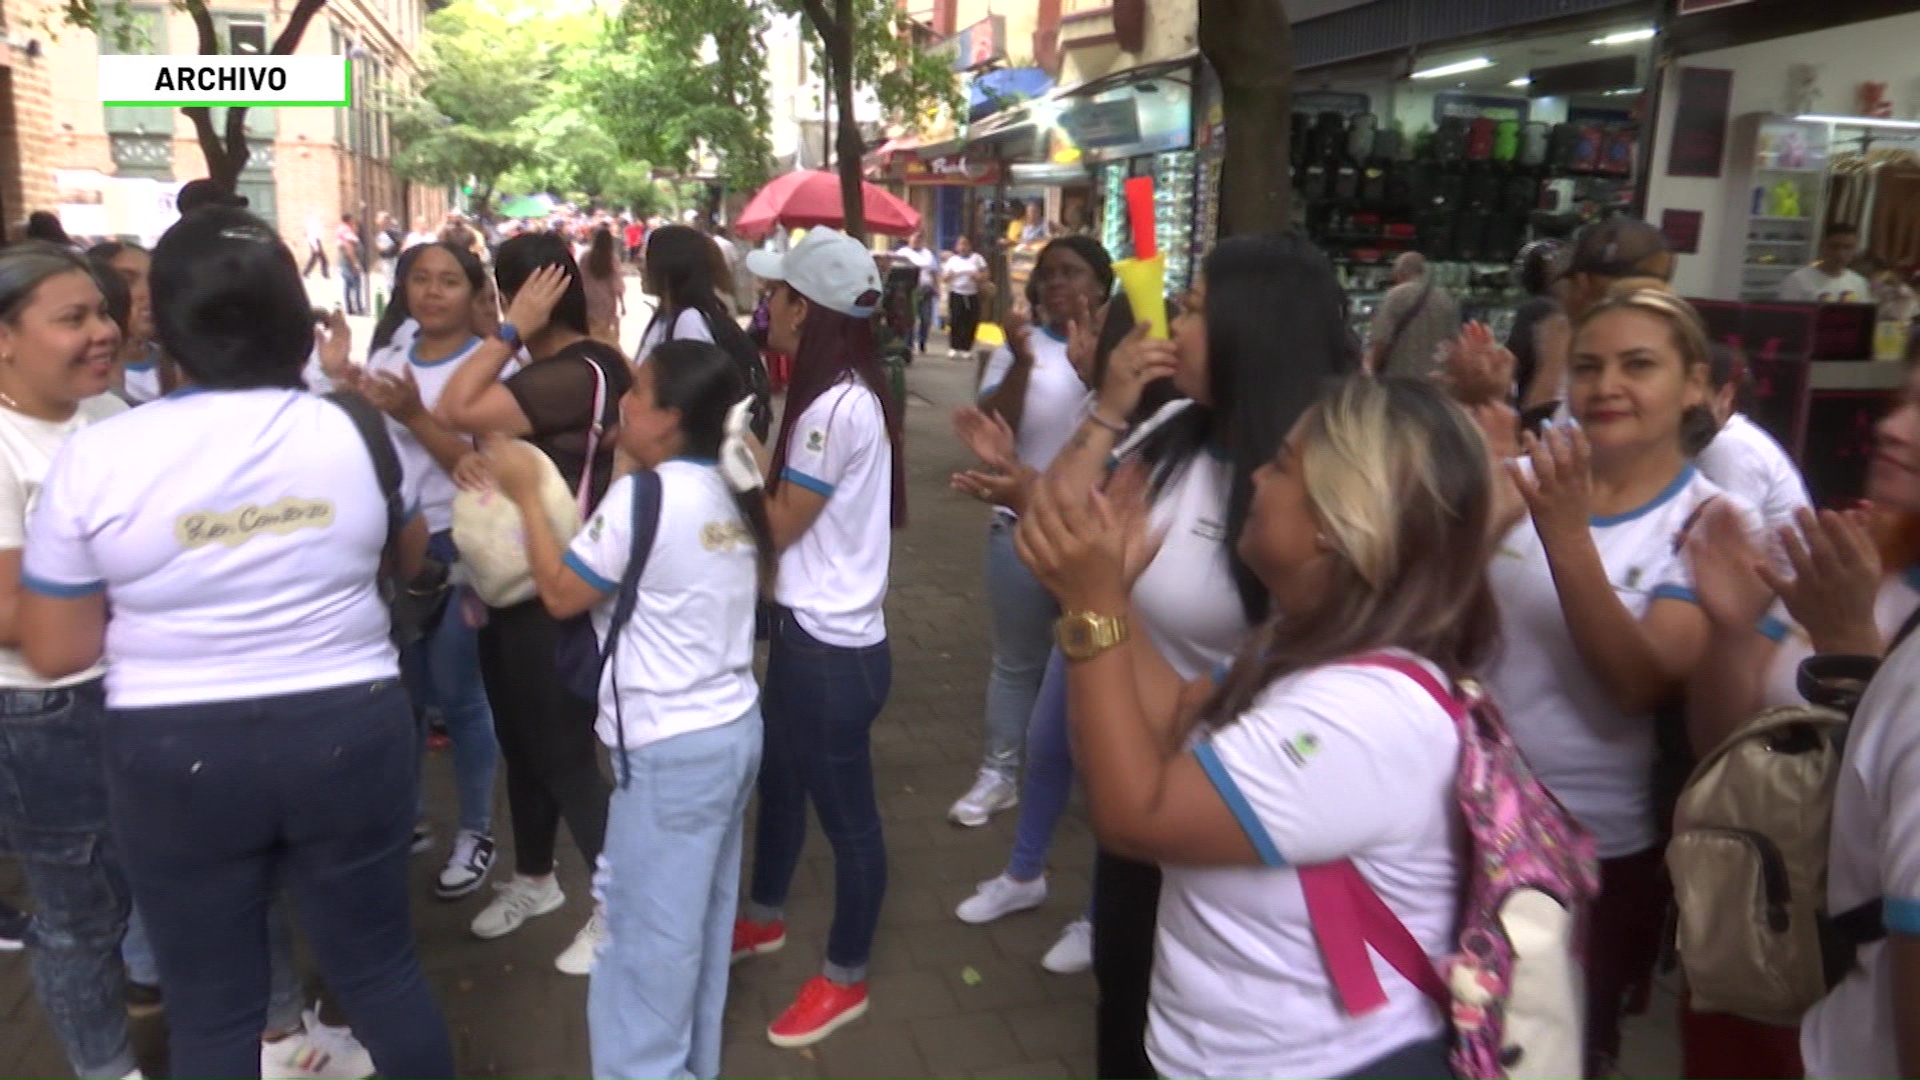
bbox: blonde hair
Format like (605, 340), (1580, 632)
(1574, 288), (1717, 453)
(1206, 377), (1499, 726)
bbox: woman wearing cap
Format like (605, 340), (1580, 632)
(730, 226), (906, 1048)
(1519, 217), (1674, 414)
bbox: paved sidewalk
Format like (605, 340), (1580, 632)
(0, 311), (1682, 1077)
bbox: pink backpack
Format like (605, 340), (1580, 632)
(1298, 654), (1600, 1080)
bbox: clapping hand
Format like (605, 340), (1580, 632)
(360, 366), (425, 422)
(1764, 507), (1884, 656)
(1686, 500), (1776, 631)
(1438, 321), (1516, 405)
(1509, 423), (1592, 542)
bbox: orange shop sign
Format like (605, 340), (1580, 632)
(903, 155), (1002, 186)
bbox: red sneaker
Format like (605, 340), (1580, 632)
(767, 975), (869, 1048)
(731, 916), (786, 962)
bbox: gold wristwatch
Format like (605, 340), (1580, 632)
(1055, 611), (1129, 661)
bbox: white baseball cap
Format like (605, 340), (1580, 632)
(745, 226), (883, 318)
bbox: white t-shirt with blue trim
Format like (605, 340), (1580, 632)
(1152, 654), (1461, 1079)
(978, 329), (1087, 475)
(367, 334), (483, 534)
(1696, 412), (1811, 538)
(1486, 463), (1742, 858)
(122, 346), (162, 404)
(22, 388), (420, 708)
(562, 462), (760, 751)
(773, 379), (892, 648)
(1803, 623), (1920, 1077)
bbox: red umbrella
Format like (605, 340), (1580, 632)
(734, 169), (921, 241)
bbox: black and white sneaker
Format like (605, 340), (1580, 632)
(410, 825), (433, 856)
(0, 899), (27, 951)
(435, 831), (496, 901)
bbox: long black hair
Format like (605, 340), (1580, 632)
(150, 207), (312, 390)
(1138, 231), (1359, 623)
(767, 290), (907, 528)
(494, 232), (590, 338)
(648, 339), (777, 585)
(1024, 234), (1115, 322)
(372, 241), (487, 353)
(638, 225), (731, 356)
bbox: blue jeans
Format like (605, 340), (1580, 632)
(1007, 650), (1078, 883)
(105, 679), (453, 1078)
(402, 531), (497, 836)
(589, 709), (762, 1080)
(980, 518), (1060, 781)
(748, 608), (890, 982)
(125, 894), (307, 1032)
(0, 680), (134, 1079)
(914, 287), (936, 352)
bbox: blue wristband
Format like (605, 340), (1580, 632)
(496, 322), (521, 348)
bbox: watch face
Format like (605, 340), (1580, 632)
(1061, 620), (1094, 653)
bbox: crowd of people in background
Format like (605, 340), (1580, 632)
(6, 175), (1920, 1080)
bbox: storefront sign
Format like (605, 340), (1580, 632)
(943, 16), (1005, 73)
(1061, 99), (1142, 149)
(1668, 67), (1734, 178)
(1431, 93), (1529, 125)
(903, 155), (1002, 186)
(1661, 209), (1704, 254)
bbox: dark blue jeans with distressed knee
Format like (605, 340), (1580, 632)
(0, 678), (134, 1080)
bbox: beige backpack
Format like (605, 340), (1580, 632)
(1666, 650), (1897, 1026)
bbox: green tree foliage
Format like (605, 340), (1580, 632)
(572, 0), (773, 192)
(386, 0), (552, 211)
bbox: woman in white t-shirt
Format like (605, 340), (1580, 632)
(730, 226), (903, 1048)
(485, 339), (771, 1079)
(17, 207), (454, 1078)
(1680, 357), (1920, 1078)
(1483, 289), (1736, 1078)
(353, 240), (504, 903)
(948, 236), (1117, 829)
(0, 242), (135, 1080)
(1695, 341), (1812, 537)
(85, 241), (165, 404)
(634, 225), (726, 363)
(1018, 376), (1494, 1079)
(942, 236), (988, 355)
(995, 232), (1362, 1075)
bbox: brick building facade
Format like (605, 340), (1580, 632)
(0, 0), (448, 254)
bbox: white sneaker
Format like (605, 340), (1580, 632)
(948, 770), (1018, 827)
(260, 1009), (375, 1080)
(1042, 916), (1093, 974)
(469, 875), (565, 940)
(955, 872), (1047, 925)
(435, 830), (496, 901)
(555, 907), (607, 975)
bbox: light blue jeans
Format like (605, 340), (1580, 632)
(402, 531), (497, 836)
(124, 894), (306, 1032)
(589, 707), (762, 1080)
(979, 517), (1060, 780)
(1007, 650), (1079, 884)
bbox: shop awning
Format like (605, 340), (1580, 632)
(1054, 53), (1198, 99)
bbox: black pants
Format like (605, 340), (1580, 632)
(1093, 849), (1161, 1080)
(477, 600), (610, 877)
(303, 245), (329, 278)
(949, 293), (982, 351)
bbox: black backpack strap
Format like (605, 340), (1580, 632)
(603, 469), (663, 788)
(325, 390), (405, 555)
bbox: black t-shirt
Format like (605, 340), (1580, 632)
(503, 339), (632, 511)
(1507, 295), (1562, 404)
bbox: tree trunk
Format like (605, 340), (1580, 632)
(179, 0), (329, 192)
(829, 0), (865, 241)
(1198, 0), (1291, 237)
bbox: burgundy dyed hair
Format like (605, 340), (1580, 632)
(768, 283), (907, 528)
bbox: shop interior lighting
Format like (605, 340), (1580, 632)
(1796, 113), (1920, 131)
(1604, 88), (1641, 96)
(1411, 57), (1494, 80)
(1508, 76), (1532, 88)
(1589, 28), (1656, 46)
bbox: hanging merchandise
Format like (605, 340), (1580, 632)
(1154, 151), (1198, 292)
(1100, 163), (1132, 260)
(1194, 151), (1223, 268)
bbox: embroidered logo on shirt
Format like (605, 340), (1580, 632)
(805, 428), (826, 454)
(701, 520), (752, 551)
(1193, 516), (1228, 542)
(586, 513), (606, 543)
(175, 499), (335, 549)
(1624, 566), (1643, 589)
(1282, 732), (1321, 767)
